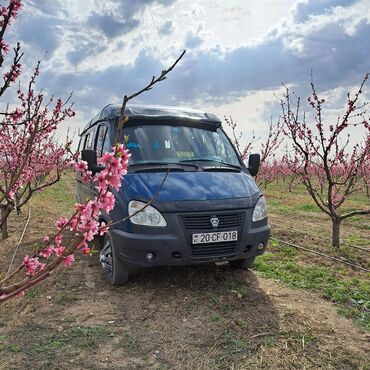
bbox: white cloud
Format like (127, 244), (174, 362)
(4, 0), (370, 149)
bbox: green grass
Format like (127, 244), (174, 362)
(296, 203), (319, 212)
(253, 246), (370, 330)
(223, 276), (249, 300)
(29, 325), (109, 355)
(220, 330), (246, 352)
(32, 170), (75, 215)
(261, 337), (277, 348)
(264, 180), (369, 217)
(210, 313), (222, 322)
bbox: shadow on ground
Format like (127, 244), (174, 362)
(1, 258), (280, 369)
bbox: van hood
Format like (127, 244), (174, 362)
(123, 171), (260, 203)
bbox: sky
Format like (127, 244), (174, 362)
(5, 0), (370, 151)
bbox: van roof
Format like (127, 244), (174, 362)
(81, 104), (222, 136)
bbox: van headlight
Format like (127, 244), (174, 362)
(252, 196), (268, 222)
(128, 200), (167, 227)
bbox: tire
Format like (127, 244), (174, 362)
(229, 257), (256, 270)
(99, 232), (130, 285)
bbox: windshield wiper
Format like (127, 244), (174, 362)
(129, 161), (199, 170)
(180, 159), (241, 170)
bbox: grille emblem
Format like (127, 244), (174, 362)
(210, 216), (219, 228)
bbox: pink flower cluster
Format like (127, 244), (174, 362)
(27, 144), (131, 273)
(0, 0), (22, 28)
(3, 62), (21, 83)
(23, 255), (45, 276)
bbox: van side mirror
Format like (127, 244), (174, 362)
(81, 149), (103, 174)
(248, 153), (260, 176)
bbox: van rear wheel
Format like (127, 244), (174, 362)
(229, 257), (255, 270)
(99, 233), (130, 285)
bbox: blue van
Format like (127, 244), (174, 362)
(77, 105), (270, 285)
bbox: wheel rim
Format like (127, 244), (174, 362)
(99, 238), (113, 279)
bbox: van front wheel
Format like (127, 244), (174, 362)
(229, 257), (255, 270)
(99, 233), (130, 285)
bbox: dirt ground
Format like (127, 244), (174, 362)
(0, 177), (369, 369)
(1, 257), (369, 369)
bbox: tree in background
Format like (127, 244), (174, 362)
(280, 75), (370, 250)
(224, 116), (283, 187)
(0, 0), (75, 238)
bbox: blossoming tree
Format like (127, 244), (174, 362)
(280, 76), (370, 250)
(0, 0), (75, 238)
(224, 115), (283, 187)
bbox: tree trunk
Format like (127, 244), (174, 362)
(332, 218), (341, 251)
(15, 192), (21, 215)
(0, 204), (9, 239)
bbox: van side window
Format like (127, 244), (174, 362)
(84, 131), (95, 149)
(96, 125), (111, 157)
(83, 133), (90, 149)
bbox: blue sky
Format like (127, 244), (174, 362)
(5, 0), (370, 149)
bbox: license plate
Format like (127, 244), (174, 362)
(192, 230), (238, 244)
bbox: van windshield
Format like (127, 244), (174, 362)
(122, 124), (240, 167)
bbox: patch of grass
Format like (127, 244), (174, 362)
(261, 337), (277, 348)
(253, 251), (370, 330)
(207, 293), (233, 315)
(224, 277), (249, 301)
(0, 336), (5, 352)
(9, 344), (21, 353)
(208, 293), (221, 305)
(26, 288), (40, 298)
(29, 325), (109, 356)
(221, 331), (246, 352)
(0, 337), (21, 354)
(31, 171), (75, 215)
(223, 276), (249, 300)
(234, 318), (248, 328)
(210, 313), (222, 322)
(297, 203), (318, 212)
(346, 233), (369, 246)
(266, 199), (291, 213)
(350, 217), (362, 222)
(55, 292), (79, 305)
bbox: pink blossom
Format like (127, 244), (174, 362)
(81, 246), (91, 254)
(74, 160), (88, 171)
(100, 191), (115, 212)
(23, 255), (46, 275)
(10, 107), (23, 121)
(40, 246), (54, 259)
(98, 152), (114, 165)
(54, 246), (65, 257)
(63, 254), (75, 267)
(55, 234), (63, 246)
(56, 216), (68, 230)
(0, 40), (9, 53)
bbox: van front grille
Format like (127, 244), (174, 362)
(190, 241), (238, 259)
(181, 213), (243, 231)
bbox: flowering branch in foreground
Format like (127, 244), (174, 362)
(0, 144), (131, 303)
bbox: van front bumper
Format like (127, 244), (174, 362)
(110, 209), (270, 267)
